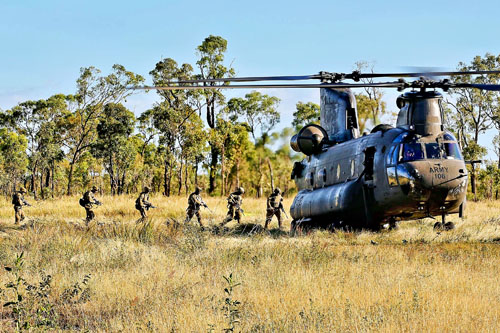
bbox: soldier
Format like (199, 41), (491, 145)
(135, 186), (155, 220)
(264, 187), (284, 229)
(12, 187), (30, 225)
(185, 186), (208, 226)
(79, 186), (101, 225)
(221, 187), (244, 226)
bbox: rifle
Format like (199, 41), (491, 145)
(95, 201), (103, 206)
(280, 205), (289, 219)
(202, 204), (214, 214)
(146, 204), (157, 210)
(238, 207), (245, 216)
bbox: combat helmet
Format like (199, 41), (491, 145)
(143, 186), (150, 193)
(274, 187), (281, 194)
(19, 187), (27, 194)
(237, 187), (245, 194)
(194, 186), (201, 194)
(91, 185), (98, 192)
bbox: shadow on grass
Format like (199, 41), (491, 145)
(208, 223), (289, 238)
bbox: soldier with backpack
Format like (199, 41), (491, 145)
(12, 187), (30, 225)
(79, 186), (101, 225)
(135, 186), (155, 221)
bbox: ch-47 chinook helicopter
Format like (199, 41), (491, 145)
(135, 69), (500, 231)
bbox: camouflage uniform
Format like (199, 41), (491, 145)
(265, 188), (283, 229)
(185, 187), (206, 226)
(221, 187), (244, 225)
(12, 187), (29, 224)
(81, 186), (100, 224)
(136, 187), (153, 219)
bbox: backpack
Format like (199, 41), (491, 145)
(79, 198), (86, 207)
(11, 194), (16, 205)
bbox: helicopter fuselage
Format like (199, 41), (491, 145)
(290, 89), (467, 230)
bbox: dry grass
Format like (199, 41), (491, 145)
(0, 195), (500, 332)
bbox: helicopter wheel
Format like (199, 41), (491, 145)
(433, 222), (444, 230)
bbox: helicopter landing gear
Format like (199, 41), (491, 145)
(388, 217), (398, 230)
(433, 212), (455, 231)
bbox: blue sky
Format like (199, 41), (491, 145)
(1, 0), (500, 156)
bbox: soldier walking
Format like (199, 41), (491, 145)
(12, 187), (30, 225)
(79, 186), (101, 225)
(264, 188), (284, 229)
(221, 187), (244, 226)
(185, 186), (208, 226)
(135, 186), (155, 220)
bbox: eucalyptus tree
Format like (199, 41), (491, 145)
(227, 91), (280, 141)
(91, 103), (136, 195)
(64, 65), (144, 195)
(446, 54), (500, 195)
(196, 35), (235, 193)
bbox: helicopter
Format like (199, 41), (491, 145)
(133, 69), (500, 232)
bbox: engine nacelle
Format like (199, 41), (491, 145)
(290, 124), (328, 156)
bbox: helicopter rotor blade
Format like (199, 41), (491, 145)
(130, 81), (404, 91)
(171, 70), (500, 84)
(452, 83), (500, 91)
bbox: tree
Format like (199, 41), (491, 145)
(64, 65), (144, 195)
(446, 54), (500, 195)
(227, 91), (280, 141)
(92, 103), (136, 195)
(292, 101), (320, 131)
(196, 35), (235, 193)
(0, 128), (28, 194)
(4, 94), (69, 198)
(148, 58), (203, 196)
(354, 61), (387, 132)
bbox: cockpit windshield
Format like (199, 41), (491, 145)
(388, 132), (464, 165)
(400, 143), (424, 162)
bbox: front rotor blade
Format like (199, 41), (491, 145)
(365, 70), (500, 78)
(130, 81), (404, 91)
(453, 83), (500, 91)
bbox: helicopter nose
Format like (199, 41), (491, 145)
(405, 161), (467, 208)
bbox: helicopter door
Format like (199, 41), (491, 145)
(364, 146), (376, 181)
(362, 146), (377, 227)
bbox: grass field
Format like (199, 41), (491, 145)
(1, 195), (500, 332)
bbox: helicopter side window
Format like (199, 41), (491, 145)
(399, 143), (424, 162)
(387, 167), (398, 186)
(444, 142), (463, 160)
(386, 144), (399, 165)
(425, 143), (443, 159)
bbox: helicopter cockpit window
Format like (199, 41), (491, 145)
(399, 143), (424, 162)
(444, 142), (463, 160)
(425, 143), (443, 159)
(443, 132), (457, 141)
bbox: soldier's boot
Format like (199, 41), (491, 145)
(278, 218), (282, 230)
(264, 218), (271, 229)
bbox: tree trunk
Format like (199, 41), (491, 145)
(209, 144), (219, 194)
(236, 159), (240, 188)
(266, 158), (275, 191)
(184, 158), (189, 195)
(221, 145), (225, 196)
(194, 158), (199, 186)
(471, 164), (477, 201)
(178, 160), (183, 196)
(163, 159), (169, 196)
(51, 162), (55, 198)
